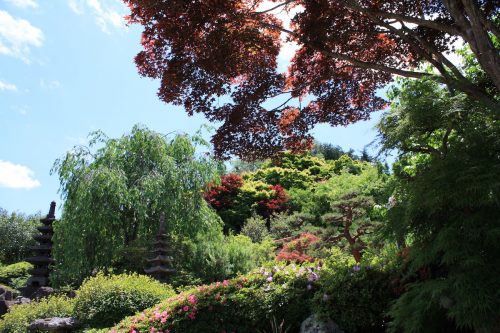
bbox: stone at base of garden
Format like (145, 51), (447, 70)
(28, 317), (81, 333)
(0, 286), (15, 317)
(21, 286), (54, 299)
(15, 296), (31, 305)
(32, 286), (54, 299)
(300, 314), (344, 333)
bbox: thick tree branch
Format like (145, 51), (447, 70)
(397, 22), (466, 83)
(442, 0), (500, 92)
(256, 20), (436, 79)
(257, 2), (500, 111)
(361, 8), (462, 36)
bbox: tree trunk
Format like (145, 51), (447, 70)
(442, 0), (500, 94)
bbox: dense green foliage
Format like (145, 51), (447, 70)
(180, 233), (274, 283)
(51, 126), (223, 286)
(0, 209), (39, 264)
(241, 215), (270, 242)
(313, 249), (400, 333)
(73, 273), (175, 329)
(379, 77), (500, 332)
(0, 262), (33, 290)
(0, 296), (74, 333)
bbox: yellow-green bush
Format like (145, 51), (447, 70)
(0, 262), (33, 289)
(0, 296), (74, 333)
(73, 273), (175, 329)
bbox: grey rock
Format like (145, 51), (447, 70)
(15, 296), (31, 305)
(0, 286), (12, 300)
(300, 314), (344, 333)
(4, 290), (13, 301)
(32, 287), (54, 300)
(0, 300), (9, 317)
(28, 317), (81, 332)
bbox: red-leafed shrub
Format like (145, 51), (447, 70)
(256, 184), (289, 219)
(204, 174), (289, 232)
(203, 173), (243, 210)
(276, 232), (320, 263)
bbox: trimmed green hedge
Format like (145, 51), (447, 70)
(73, 273), (175, 329)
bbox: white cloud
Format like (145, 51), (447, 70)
(68, 0), (83, 14)
(68, 0), (126, 34)
(5, 0), (39, 9)
(0, 160), (41, 189)
(0, 79), (17, 91)
(0, 10), (43, 63)
(40, 79), (61, 89)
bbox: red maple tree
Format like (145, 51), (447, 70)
(204, 173), (244, 210)
(204, 173), (289, 230)
(276, 232), (320, 263)
(124, 0), (499, 159)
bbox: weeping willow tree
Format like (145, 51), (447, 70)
(51, 125), (223, 286)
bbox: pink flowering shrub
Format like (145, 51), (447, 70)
(109, 263), (322, 333)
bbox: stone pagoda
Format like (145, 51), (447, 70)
(23, 202), (56, 295)
(144, 213), (176, 283)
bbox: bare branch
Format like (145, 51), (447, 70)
(252, 0), (296, 15)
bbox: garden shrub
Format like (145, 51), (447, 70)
(0, 296), (74, 333)
(313, 249), (400, 333)
(269, 212), (319, 239)
(73, 273), (175, 329)
(241, 215), (270, 242)
(205, 175), (289, 232)
(83, 329), (111, 333)
(182, 233), (275, 283)
(0, 262), (32, 289)
(110, 262), (320, 333)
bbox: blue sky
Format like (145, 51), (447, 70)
(0, 0), (386, 214)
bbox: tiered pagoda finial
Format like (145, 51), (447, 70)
(25, 201), (56, 289)
(144, 213), (176, 283)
